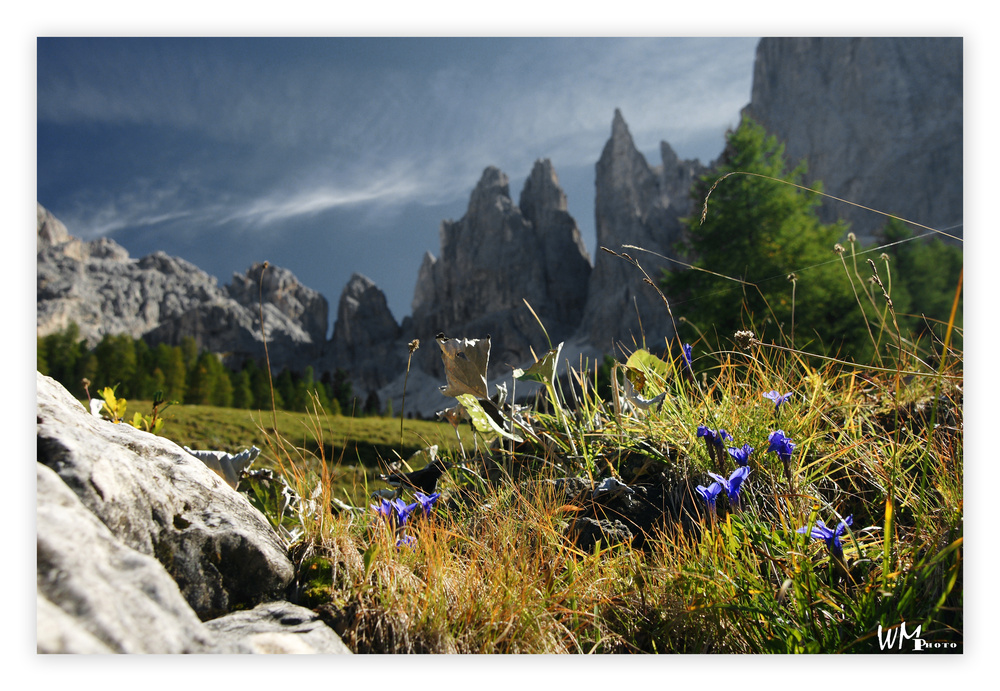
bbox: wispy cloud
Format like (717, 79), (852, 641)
(39, 37), (757, 245)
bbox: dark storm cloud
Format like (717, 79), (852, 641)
(37, 37), (758, 323)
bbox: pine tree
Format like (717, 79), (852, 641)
(665, 115), (871, 358)
(231, 368), (254, 409)
(94, 333), (138, 397)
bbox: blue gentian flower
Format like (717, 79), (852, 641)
(763, 390), (793, 414)
(708, 466), (751, 509)
(695, 482), (722, 516)
(797, 515), (853, 559)
(414, 491), (440, 515)
(698, 425), (733, 466)
(767, 430), (796, 463)
(391, 498), (419, 527)
(682, 343), (694, 372)
(727, 443), (754, 467)
(371, 498), (395, 520)
(697, 425), (732, 448)
(396, 534), (417, 550)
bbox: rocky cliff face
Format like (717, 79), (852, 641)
(325, 272), (405, 394)
(578, 110), (706, 351)
(409, 162), (591, 380)
(37, 202), (220, 346)
(741, 37), (962, 244)
(37, 203), (328, 372)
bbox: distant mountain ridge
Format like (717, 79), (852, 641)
(36, 38), (962, 416)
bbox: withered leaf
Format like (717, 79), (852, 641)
(436, 334), (491, 399)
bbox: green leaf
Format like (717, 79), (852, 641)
(456, 393), (522, 442)
(624, 349), (670, 384)
(513, 342), (564, 384)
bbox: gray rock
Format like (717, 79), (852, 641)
(37, 462), (218, 653)
(37, 202), (72, 248)
(36, 371), (294, 620)
(37, 205), (327, 373)
(518, 158), (592, 331)
(228, 262), (329, 346)
(742, 38), (962, 245)
(410, 163), (591, 381)
(37, 203), (223, 347)
(568, 516), (634, 552)
(204, 601), (352, 654)
(325, 273), (405, 396)
(578, 109), (704, 351)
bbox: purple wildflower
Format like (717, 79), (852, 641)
(391, 498), (419, 527)
(727, 443), (754, 467)
(698, 425), (733, 466)
(414, 491), (441, 515)
(371, 498), (394, 521)
(682, 343), (694, 372)
(708, 466), (751, 509)
(797, 515), (853, 559)
(396, 534), (417, 550)
(763, 390), (794, 414)
(767, 430), (796, 464)
(698, 426), (732, 447)
(695, 482), (722, 516)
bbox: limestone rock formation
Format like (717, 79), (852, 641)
(228, 262), (329, 346)
(36, 371), (351, 653)
(518, 158), (593, 329)
(741, 37), (962, 244)
(37, 203), (327, 372)
(325, 272), (405, 394)
(578, 110), (705, 351)
(37, 371), (295, 620)
(410, 162), (591, 380)
(37, 461), (218, 653)
(204, 600), (353, 654)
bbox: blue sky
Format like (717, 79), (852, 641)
(37, 37), (759, 331)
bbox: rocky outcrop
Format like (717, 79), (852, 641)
(741, 37), (962, 244)
(37, 203), (327, 372)
(36, 371), (351, 653)
(204, 601), (352, 654)
(37, 371), (294, 620)
(578, 110), (706, 351)
(228, 262), (329, 345)
(410, 162), (591, 380)
(325, 273), (405, 394)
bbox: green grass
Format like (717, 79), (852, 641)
(118, 398), (476, 504)
(245, 331), (962, 654)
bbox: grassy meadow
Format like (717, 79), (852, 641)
(136, 311), (961, 653)
(122, 397), (477, 503)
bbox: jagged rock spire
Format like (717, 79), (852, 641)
(578, 109), (703, 351)
(410, 162), (590, 379)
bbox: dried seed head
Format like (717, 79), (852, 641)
(847, 232), (857, 243)
(408, 339), (420, 354)
(734, 330), (757, 351)
(880, 253), (890, 262)
(833, 244), (845, 254)
(787, 273), (798, 282)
